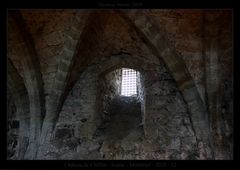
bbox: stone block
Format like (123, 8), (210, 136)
(45, 31), (63, 46)
(65, 30), (80, 41)
(54, 79), (65, 91)
(64, 37), (78, 51)
(61, 47), (74, 60)
(55, 70), (68, 82)
(58, 59), (71, 72)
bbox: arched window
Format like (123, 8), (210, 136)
(121, 68), (137, 96)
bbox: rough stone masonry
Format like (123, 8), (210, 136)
(7, 9), (233, 160)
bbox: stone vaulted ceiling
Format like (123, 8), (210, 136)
(7, 9), (232, 160)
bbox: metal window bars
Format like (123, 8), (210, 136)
(121, 68), (137, 96)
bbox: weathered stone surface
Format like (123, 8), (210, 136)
(7, 9), (233, 160)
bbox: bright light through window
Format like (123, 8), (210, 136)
(121, 68), (137, 96)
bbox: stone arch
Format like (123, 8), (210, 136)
(8, 11), (45, 159)
(56, 10), (212, 159)
(57, 51), (199, 160)
(97, 55), (157, 76)
(118, 10), (213, 158)
(39, 12), (91, 148)
(99, 64), (143, 78)
(7, 59), (30, 159)
(92, 55), (191, 141)
(96, 57), (149, 134)
(58, 54), (167, 140)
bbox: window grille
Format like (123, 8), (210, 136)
(121, 68), (137, 96)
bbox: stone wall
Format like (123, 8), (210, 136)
(203, 11), (233, 159)
(7, 9), (233, 160)
(100, 69), (122, 122)
(56, 66), (99, 140)
(7, 91), (19, 159)
(143, 66), (198, 159)
(43, 52), (200, 159)
(136, 71), (145, 125)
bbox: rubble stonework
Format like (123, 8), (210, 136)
(7, 9), (233, 160)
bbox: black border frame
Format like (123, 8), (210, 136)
(1, 0), (239, 168)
